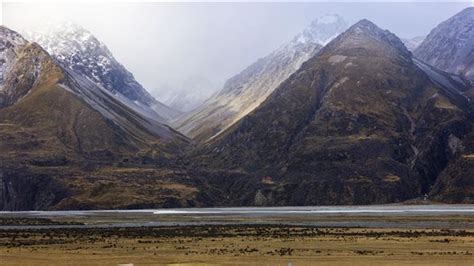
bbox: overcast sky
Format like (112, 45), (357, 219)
(3, 2), (473, 101)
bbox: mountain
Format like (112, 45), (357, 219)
(194, 20), (472, 206)
(173, 15), (348, 142)
(23, 21), (181, 122)
(402, 36), (425, 51)
(0, 26), (197, 210)
(414, 7), (474, 83)
(0, 26), (187, 158)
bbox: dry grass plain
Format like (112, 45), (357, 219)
(1, 224), (474, 266)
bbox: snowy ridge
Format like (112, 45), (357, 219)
(24, 21), (116, 89)
(22, 21), (181, 122)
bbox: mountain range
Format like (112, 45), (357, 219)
(0, 8), (473, 210)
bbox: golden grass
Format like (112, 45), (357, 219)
(1, 227), (473, 266)
(462, 154), (474, 160)
(384, 175), (401, 182)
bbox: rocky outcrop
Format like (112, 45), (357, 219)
(0, 169), (68, 211)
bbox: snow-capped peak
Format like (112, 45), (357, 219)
(21, 20), (182, 122)
(23, 21), (113, 84)
(22, 21), (140, 103)
(293, 14), (348, 46)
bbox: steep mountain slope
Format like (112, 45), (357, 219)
(195, 20), (471, 206)
(173, 15), (348, 142)
(0, 26), (197, 210)
(411, 8), (474, 203)
(414, 7), (474, 83)
(23, 21), (181, 122)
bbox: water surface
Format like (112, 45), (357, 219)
(2, 204), (474, 229)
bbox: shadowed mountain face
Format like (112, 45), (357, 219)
(412, 7), (474, 203)
(0, 26), (197, 211)
(414, 7), (474, 84)
(195, 20), (471, 206)
(173, 15), (348, 142)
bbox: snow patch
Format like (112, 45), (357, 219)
(448, 134), (464, 155)
(345, 62), (354, 68)
(328, 55), (347, 65)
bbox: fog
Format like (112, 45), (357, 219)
(3, 2), (473, 103)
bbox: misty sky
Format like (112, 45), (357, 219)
(3, 2), (473, 102)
